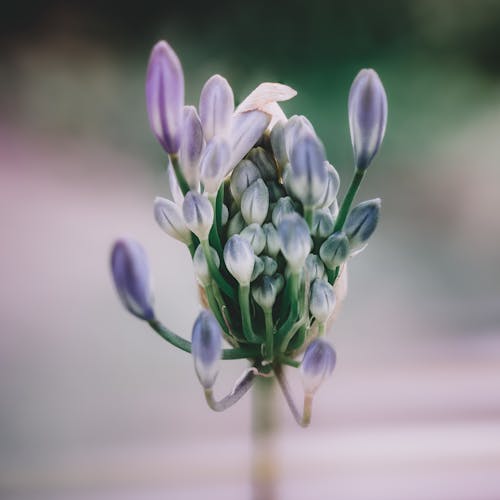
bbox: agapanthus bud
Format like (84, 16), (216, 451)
(229, 110), (271, 173)
(199, 74), (234, 141)
(154, 197), (191, 244)
(277, 213), (312, 272)
(179, 106), (204, 189)
(317, 162), (340, 209)
(309, 279), (336, 323)
(270, 120), (288, 169)
(240, 223), (266, 255)
(191, 310), (222, 389)
(305, 254), (326, 282)
(251, 256), (265, 281)
(193, 245), (220, 286)
(344, 199), (381, 250)
(241, 178), (269, 225)
(311, 209), (335, 239)
(262, 223), (281, 258)
(111, 238), (154, 320)
(230, 159), (261, 204)
(252, 274), (284, 309)
(348, 69), (388, 170)
(261, 256), (278, 276)
(146, 41), (184, 154)
(224, 235), (255, 286)
(267, 182), (287, 203)
(221, 204), (229, 226)
(182, 191), (214, 241)
(227, 211), (246, 238)
(272, 196), (297, 227)
(199, 137), (230, 195)
(329, 199), (339, 218)
(247, 147), (278, 181)
(284, 115), (315, 158)
(301, 339), (336, 395)
(288, 133), (328, 208)
(319, 232), (350, 269)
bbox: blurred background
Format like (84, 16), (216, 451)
(1, 1), (500, 499)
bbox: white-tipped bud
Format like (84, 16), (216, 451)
(230, 159), (261, 204)
(288, 133), (328, 208)
(247, 147), (278, 181)
(261, 256), (278, 276)
(344, 199), (381, 250)
(311, 209), (335, 239)
(262, 223), (281, 258)
(227, 211), (246, 238)
(199, 74), (234, 141)
(305, 254), (326, 282)
(348, 69), (388, 170)
(319, 232), (350, 269)
(224, 235), (255, 286)
(271, 196), (297, 227)
(241, 178), (269, 225)
(191, 310), (223, 389)
(309, 279), (336, 323)
(317, 162), (340, 209)
(179, 105), (204, 189)
(301, 339), (336, 395)
(154, 197), (192, 244)
(193, 244), (220, 286)
(182, 191), (214, 241)
(199, 137), (230, 195)
(240, 223), (266, 255)
(252, 274), (284, 310)
(251, 256), (265, 281)
(277, 213), (312, 272)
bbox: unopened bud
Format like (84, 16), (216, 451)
(277, 213), (312, 272)
(182, 191), (214, 241)
(301, 339), (336, 395)
(262, 223), (281, 258)
(154, 197), (192, 244)
(251, 256), (265, 281)
(317, 162), (340, 209)
(305, 254), (326, 282)
(311, 209), (335, 239)
(319, 232), (350, 269)
(240, 223), (266, 255)
(193, 245), (220, 286)
(230, 159), (261, 204)
(227, 211), (246, 238)
(284, 115), (315, 158)
(199, 137), (230, 195)
(252, 274), (284, 309)
(179, 106), (204, 189)
(309, 279), (336, 323)
(241, 178), (269, 225)
(270, 120), (288, 169)
(247, 147), (278, 181)
(224, 235), (255, 286)
(344, 199), (381, 250)
(272, 196), (297, 227)
(261, 256), (278, 276)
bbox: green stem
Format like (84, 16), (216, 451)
(201, 239), (236, 301)
(205, 282), (227, 334)
(304, 206), (314, 229)
(276, 272), (300, 341)
(239, 285), (261, 343)
(333, 169), (365, 232)
(264, 308), (274, 361)
(169, 154), (190, 195)
(208, 194), (224, 255)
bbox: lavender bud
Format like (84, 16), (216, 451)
(192, 310), (222, 389)
(311, 209), (335, 239)
(182, 191), (214, 241)
(309, 279), (336, 323)
(277, 213), (312, 272)
(288, 133), (328, 208)
(252, 274), (284, 309)
(146, 41), (184, 154)
(301, 339), (336, 395)
(227, 211), (246, 238)
(154, 197), (192, 244)
(241, 178), (269, 225)
(305, 254), (326, 282)
(262, 223), (281, 258)
(261, 256), (278, 276)
(251, 256), (265, 281)
(348, 69), (388, 170)
(179, 106), (204, 189)
(199, 137), (231, 195)
(317, 162), (340, 209)
(199, 74), (234, 141)
(284, 115), (315, 158)
(224, 235), (255, 286)
(230, 159), (261, 204)
(344, 199), (381, 250)
(270, 120), (288, 169)
(240, 223), (266, 255)
(271, 196), (297, 227)
(193, 245), (220, 286)
(319, 232), (350, 269)
(110, 238), (154, 320)
(247, 147), (278, 181)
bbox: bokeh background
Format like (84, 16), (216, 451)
(1, 1), (500, 499)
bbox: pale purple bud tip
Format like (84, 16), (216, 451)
(348, 69), (388, 170)
(192, 310), (223, 389)
(154, 197), (192, 245)
(230, 159), (261, 204)
(240, 178), (269, 226)
(344, 198), (381, 250)
(179, 106), (204, 189)
(110, 239), (154, 321)
(301, 340), (336, 395)
(224, 235), (255, 286)
(277, 213), (312, 271)
(200, 137), (231, 195)
(199, 74), (234, 141)
(309, 279), (336, 323)
(319, 232), (350, 269)
(146, 41), (185, 154)
(182, 191), (214, 241)
(289, 133), (328, 208)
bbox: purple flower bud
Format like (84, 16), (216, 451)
(199, 74), (234, 141)
(191, 310), (222, 389)
(110, 239), (154, 321)
(224, 235), (255, 286)
(240, 223), (266, 255)
(154, 197), (191, 244)
(146, 41), (184, 154)
(262, 223), (281, 258)
(319, 232), (350, 269)
(199, 137), (231, 195)
(317, 162), (340, 209)
(271, 196), (297, 227)
(348, 69), (388, 170)
(309, 279), (336, 323)
(230, 159), (261, 204)
(344, 198), (381, 250)
(241, 178), (269, 225)
(179, 106), (204, 189)
(277, 213), (312, 271)
(182, 191), (214, 241)
(301, 339), (336, 395)
(288, 133), (328, 208)
(284, 115), (315, 158)
(311, 209), (335, 239)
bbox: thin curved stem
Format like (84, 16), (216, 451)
(333, 169), (365, 233)
(239, 285), (261, 343)
(208, 194), (224, 255)
(264, 307), (274, 361)
(169, 154), (190, 195)
(204, 367), (256, 411)
(201, 239), (236, 301)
